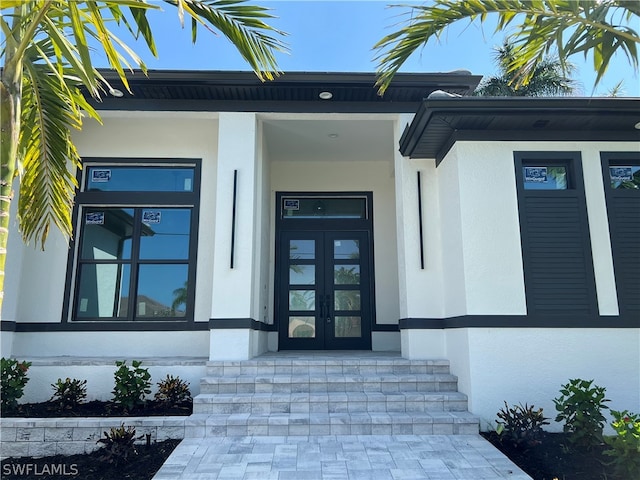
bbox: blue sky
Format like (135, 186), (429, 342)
(105, 0), (639, 96)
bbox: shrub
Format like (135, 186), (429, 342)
(554, 378), (610, 449)
(112, 360), (151, 412)
(496, 401), (549, 448)
(96, 424), (141, 465)
(154, 375), (191, 407)
(50, 378), (87, 411)
(603, 410), (640, 478)
(1, 357), (32, 412)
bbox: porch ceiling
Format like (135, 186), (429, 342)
(400, 97), (640, 164)
(263, 118), (395, 162)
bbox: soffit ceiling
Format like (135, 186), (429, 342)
(263, 118), (395, 163)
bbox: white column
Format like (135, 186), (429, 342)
(393, 115), (446, 358)
(210, 113), (259, 360)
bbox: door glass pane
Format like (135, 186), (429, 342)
(335, 316), (361, 338)
(609, 165), (640, 189)
(334, 265), (360, 285)
(76, 264), (130, 318)
(335, 291), (360, 311)
(289, 290), (316, 311)
(289, 316), (315, 338)
(136, 264), (188, 318)
(334, 240), (359, 259)
(81, 208), (134, 259)
(282, 197), (366, 219)
(290, 240), (315, 259)
(523, 166), (568, 190)
(290, 265), (315, 285)
(86, 166), (194, 192)
(139, 209), (191, 260)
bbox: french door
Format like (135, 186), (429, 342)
(277, 230), (373, 350)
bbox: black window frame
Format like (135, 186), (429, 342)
(514, 151), (599, 317)
(62, 158), (201, 324)
(600, 151), (640, 318)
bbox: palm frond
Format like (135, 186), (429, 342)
(164, 0), (288, 80)
(374, 0), (639, 94)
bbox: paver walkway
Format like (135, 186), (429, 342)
(152, 434), (532, 479)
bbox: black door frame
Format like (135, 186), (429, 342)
(275, 192), (375, 350)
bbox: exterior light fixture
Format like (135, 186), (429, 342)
(328, 133), (339, 138)
(635, 121), (640, 130)
(319, 91), (333, 100)
(109, 88), (124, 98)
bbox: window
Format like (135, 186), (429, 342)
(607, 163), (640, 190)
(67, 161), (200, 322)
(514, 152), (597, 316)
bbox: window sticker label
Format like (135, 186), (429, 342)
(142, 210), (161, 224)
(284, 199), (300, 210)
(91, 169), (111, 182)
(85, 212), (104, 225)
(609, 166), (633, 182)
(524, 167), (547, 183)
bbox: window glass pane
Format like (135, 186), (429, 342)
(334, 240), (359, 259)
(86, 167), (194, 192)
(289, 290), (315, 311)
(335, 291), (360, 311)
(81, 209), (134, 260)
(289, 316), (315, 338)
(139, 209), (191, 260)
(334, 265), (360, 285)
(290, 240), (315, 259)
(76, 264), (129, 318)
(609, 165), (640, 189)
(523, 166), (568, 190)
(282, 197), (366, 219)
(335, 316), (361, 338)
(136, 264), (188, 318)
(290, 265), (315, 285)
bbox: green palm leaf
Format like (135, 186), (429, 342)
(374, 0), (639, 94)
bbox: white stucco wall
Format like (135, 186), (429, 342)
(447, 328), (640, 434)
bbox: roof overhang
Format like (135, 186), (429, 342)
(399, 97), (640, 165)
(91, 69), (482, 113)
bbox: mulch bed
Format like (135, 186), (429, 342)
(1, 400), (192, 417)
(481, 431), (630, 480)
(1, 400), (190, 479)
(1, 439), (181, 480)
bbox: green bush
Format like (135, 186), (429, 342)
(112, 360), (151, 412)
(96, 424), (141, 465)
(554, 378), (609, 449)
(50, 377), (87, 411)
(603, 410), (640, 478)
(496, 401), (549, 448)
(154, 375), (191, 407)
(1, 357), (32, 412)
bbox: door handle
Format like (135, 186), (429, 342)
(325, 294), (332, 324)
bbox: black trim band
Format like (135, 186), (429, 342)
(372, 324), (399, 332)
(400, 315), (639, 329)
(209, 318), (276, 331)
(2, 321), (209, 332)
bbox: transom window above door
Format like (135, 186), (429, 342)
(64, 160), (201, 323)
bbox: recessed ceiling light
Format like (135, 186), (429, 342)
(635, 121), (640, 130)
(319, 91), (333, 100)
(109, 88), (124, 98)
(328, 133), (339, 138)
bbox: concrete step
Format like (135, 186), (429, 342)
(205, 358), (451, 376)
(198, 373), (459, 394)
(184, 411), (480, 437)
(192, 391), (470, 414)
